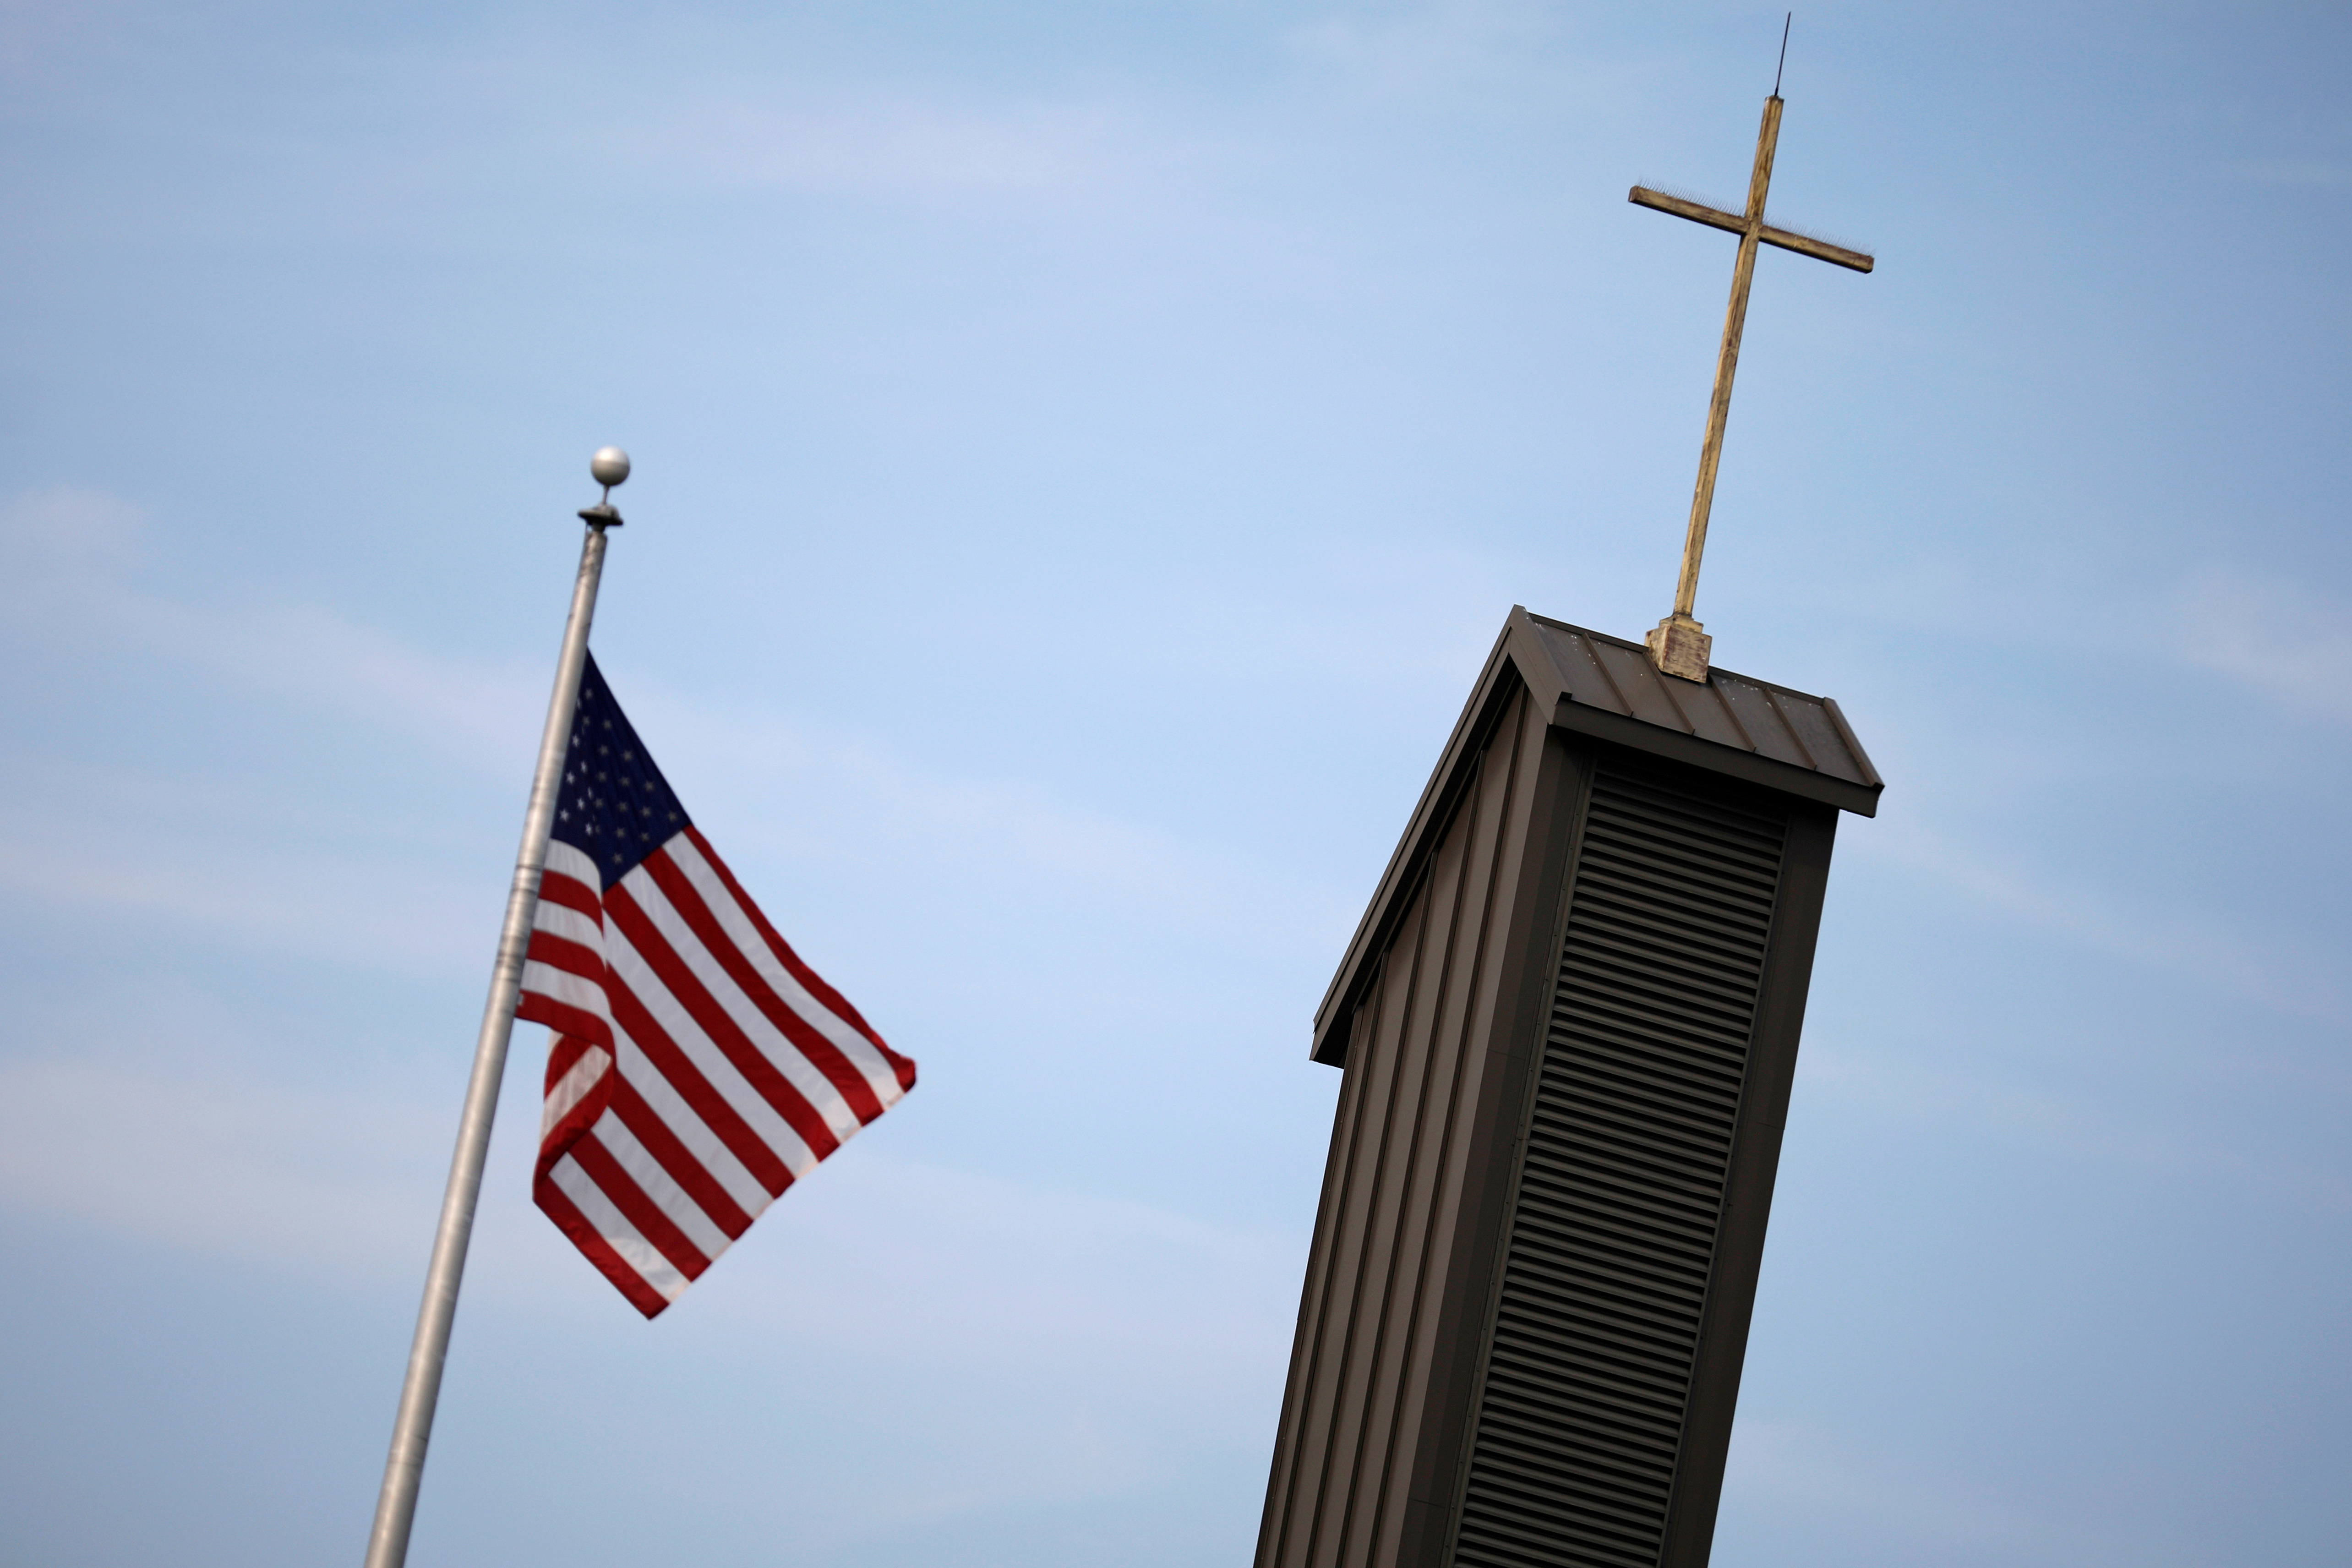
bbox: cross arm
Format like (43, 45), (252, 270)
(1628, 186), (1874, 273)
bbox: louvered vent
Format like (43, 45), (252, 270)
(1452, 759), (1788, 1568)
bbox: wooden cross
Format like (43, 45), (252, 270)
(1631, 92), (1873, 681)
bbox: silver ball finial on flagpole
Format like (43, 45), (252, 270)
(581, 446), (630, 528)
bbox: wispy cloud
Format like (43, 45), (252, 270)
(2167, 565), (2352, 725)
(1814, 551), (2352, 748)
(716, 1153), (1297, 1531)
(0, 785), (495, 974)
(0, 1045), (1298, 1524)
(1866, 817), (2346, 1023)
(0, 485), (546, 770)
(0, 486), (1344, 975)
(628, 93), (1127, 197)
(1288, 0), (1572, 104)
(0, 1055), (448, 1285)
(1722, 1420), (2182, 1567)
(0, 1048), (1290, 1319)
(2225, 160), (2352, 188)
(1797, 1041), (2352, 1211)
(655, 687), (1348, 935)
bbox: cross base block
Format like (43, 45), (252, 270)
(1646, 613), (1714, 683)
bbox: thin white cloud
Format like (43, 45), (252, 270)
(2168, 566), (2352, 725)
(0, 789), (494, 975)
(671, 708), (1347, 925)
(0, 1045), (1298, 1526)
(395, 20), (1220, 207)
(1865, 817), (2346, 1024)
(1288, 0), (1573, 104)
(1801, 548), (2352, 721)
(2225, 160), (2352, 187)
(498, 1142), (1299, 1529)
(0, 485), (546, 770)
(1722, 1420), (2182, 1566)
(633, 93), (1123, 197)
(1797, 1042), (2352, 1210)
(0, 1056), (447, 1286)
(0, 485), (1348, 978)
(0, 1047), (1290, 1326)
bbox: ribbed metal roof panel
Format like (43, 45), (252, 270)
(1518, 613), (1878, 796)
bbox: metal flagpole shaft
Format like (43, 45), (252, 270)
(362, 449), (631, 1568)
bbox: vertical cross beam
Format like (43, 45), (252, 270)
(1629, 95), (1873, 681)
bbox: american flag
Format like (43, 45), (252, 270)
(516, 654), (915, 1317)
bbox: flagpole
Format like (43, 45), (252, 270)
(362, 448), (632, 1568)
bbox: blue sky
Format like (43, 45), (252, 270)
(1, 2), (2346, 1564)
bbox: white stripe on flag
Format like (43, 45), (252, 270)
(544, 839), (601, 888)
(531, 899), (605, 948)
(668, 837), (907, 1109)
(548, 1154), (689, 1304)
(541, 1045), (611, 1139)
(621, 857), (865, 1142)
(592, 1111), (736, 1261)
(602, 923), (822, 1177)
(521, 962), (611, 1020)
(612, 1039), (775, 1218)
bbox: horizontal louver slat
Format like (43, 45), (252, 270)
(1453, 762), (1786, 1568)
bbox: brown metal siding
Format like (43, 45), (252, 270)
(1258, 679), (1558, 1568)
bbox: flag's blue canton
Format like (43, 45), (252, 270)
(552, 653), (693, 889)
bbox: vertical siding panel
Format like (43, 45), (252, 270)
(1259, 679), (1564, 1568)
(1332, 691), (1524, 1568)
(1342, 687), (1533, 1567)
(1308, 758), (1485, 1568)
(1259, 989), (1386, 1568)
(1366, 691), (1553, 1567)
(1283, 902), (1431, 1568)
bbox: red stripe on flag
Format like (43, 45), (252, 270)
(609, 1075), (754, 1240)
(536, 871), (604, 921)
(545, 1034), (598, 1087)
(604, 972), (797, 1198)
(567, 1131), (713, 1282)
(605, 881), (843, 1162)
(684, 826), (917, 1093)
(536, 1035), (612, 1177)
(643, 849), (885, 1123)
(517, 991), (612, 1049)
(534, 1170), (673, 1320)
(524, 929), (606, 982)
